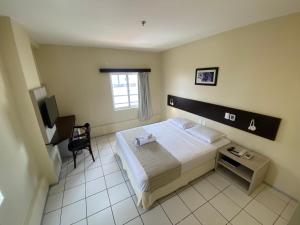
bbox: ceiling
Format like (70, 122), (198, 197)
(0, 0), (300, 51)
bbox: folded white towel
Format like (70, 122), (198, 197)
(135, 136), (156, 146)
(138, 131), (152, 140)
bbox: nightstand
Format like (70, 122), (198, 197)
(215, 142), (270, 195)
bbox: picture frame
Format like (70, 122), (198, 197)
(195, 67), (219, 86)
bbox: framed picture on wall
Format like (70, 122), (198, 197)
(195, 67), (219, 86)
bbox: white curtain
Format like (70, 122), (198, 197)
(138, 72), (152, 121)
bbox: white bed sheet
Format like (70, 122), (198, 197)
(116, 120), (230, 192)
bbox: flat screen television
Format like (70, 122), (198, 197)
(41, 96), (59, 128)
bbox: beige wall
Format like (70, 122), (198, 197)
(162, 13), (300, 200)
(0, 17), (56, 225)
(34, 46), (163, 136)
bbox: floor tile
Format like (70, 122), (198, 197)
(206, 172), (230, 190)
(67, 163), (85, 177)
(44, 137), (296, 225)
(250, 183), (267, 198)
(42, 209), (61, 225)
(158, 192), (177, 204)
(45, 192), (63, 213)
(274, 217), (288, 225)
(62, 160), (70, 169)
(108, 182), (131, 205)
(210, 193), (240, 220)
(112, 198), (139, 225)
(48, 179), (65, 196)
(65, 172), (85, 190)
(141, 205), (172, 225)
(126, 181), (135, 196)
(60, 167), (68, 179)
(178, 186), (206, 211)
(101, 154), (117, 165)
(105, 171), (125, 188)
(255, 186), (289, 214)
(85, 157), (101, 170)
(132, 195), (157, 215)
(87, 190), (110, 216)
(161, 195), (190, 224)
(100, 146), (113, 157)
(194, 203), (227, 225)
(86, 177), (106, 197)
(73, 219), (87, 225)
(125, 216), (143, 225)
(281, 200), (298, 221)
(177, 214), (201, 225)
(61, 200), (86, 225)
(192, 178), (220, 200)
(103, 162), (120, 175)
(122, 170), (129, 181)
(231, 210), (260, 225)
(223, 185), (252, 208)
(88, 207), (115, 225)
(265, 187), (290, 203)
(85, 167), (103, 182)
(63, 184), (85, 206)
(245, 200), (278, 225)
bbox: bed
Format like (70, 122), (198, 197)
(116, 120), (230, 209)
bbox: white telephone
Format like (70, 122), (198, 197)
(227, 146), (247, 157)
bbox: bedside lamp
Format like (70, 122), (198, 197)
(170, 98), (174, 106)
(248, 119), (256, 131)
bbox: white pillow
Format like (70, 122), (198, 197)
(168, 117), (196, 130)
(186, 125), (225, 143)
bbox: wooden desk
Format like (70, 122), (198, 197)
(50, 115), (75, 145)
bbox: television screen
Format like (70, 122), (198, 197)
(41, 96), (59, 128)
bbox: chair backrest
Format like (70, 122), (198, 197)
(84, 123), (91, 141)
(69, 123), (91, 143)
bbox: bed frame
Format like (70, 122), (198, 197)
(116, 139), (215, 209)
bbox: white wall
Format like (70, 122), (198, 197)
(162, 13), (300, 200)
(0, 17), (56, 225)
(34, 46), (163, 136)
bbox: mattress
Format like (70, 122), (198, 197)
(116, 120), (230, 192)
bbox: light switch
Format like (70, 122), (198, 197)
(225, 112), (230, 119)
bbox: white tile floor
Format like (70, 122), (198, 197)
(42, 134), (298, 225)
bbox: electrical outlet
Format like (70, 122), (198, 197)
(229, 114), (236, 121)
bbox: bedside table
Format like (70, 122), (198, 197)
(215, 142), (270, 195)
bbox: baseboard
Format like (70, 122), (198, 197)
(91, 114), (162, 137)
(25, 178), (49, 225)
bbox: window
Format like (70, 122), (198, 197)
(110, 73), (139, 110)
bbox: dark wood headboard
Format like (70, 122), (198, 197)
(167, 95), (281, 141)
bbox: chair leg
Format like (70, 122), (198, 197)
(89, 146), (95, 162)
(72, 151), (77, 168)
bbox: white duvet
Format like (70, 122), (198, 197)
(116, 120), (230, 192)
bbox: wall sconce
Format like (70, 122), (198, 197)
(170, 98), (174, 106)
(248, 119), (256, 131)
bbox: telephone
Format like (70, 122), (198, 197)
(227, 146), (247, 157)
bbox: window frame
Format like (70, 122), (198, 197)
(110, 72), (139, 111)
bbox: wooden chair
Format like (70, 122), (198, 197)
(68, 123), (95, 168)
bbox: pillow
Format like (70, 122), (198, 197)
(186, 125), (225, 143)
(168, 117), (196, 130)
